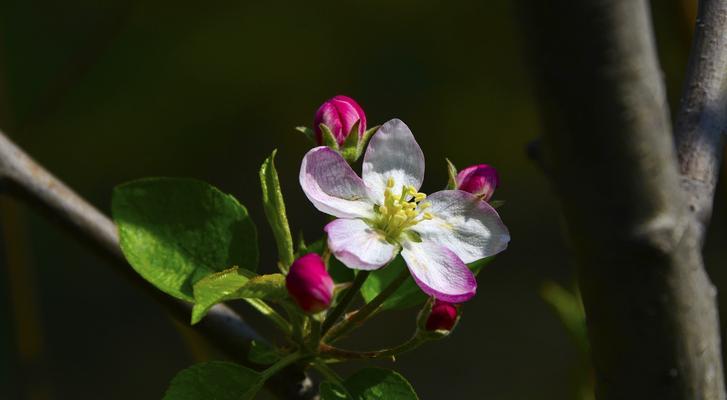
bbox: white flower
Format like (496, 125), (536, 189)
(299, 119), (510, 302)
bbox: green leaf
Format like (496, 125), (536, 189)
(248, 340), (281, 365)
(260, 150), (295, 271)
(445, 158), (458, 190)
(320, 382), (352, 400)
(344, 368), (418, 400)
(360, 256), (494, 311)
(191, 267), (287, 324)
(329, 255), (355, 284)
(163, 361), (263, 400)
(319, 123), (339, 150)
(295, 126), (316, 143)
(112, 178), (258, 302)
(540, 281), (589, 353)
(341, 120), (361, 163)
(357, 125), (380, 157)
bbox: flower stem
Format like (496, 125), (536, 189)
(321, 271), (370, 335)
(320, 333), (429, 361)
(311, 361), (354, 398)
(261, 350), (304, 381)
(245, 298), (292, 336)
(323, 268), (409, 343)
(311, 360), (345, 386)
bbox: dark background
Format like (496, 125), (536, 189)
(0, 1), (721, 399)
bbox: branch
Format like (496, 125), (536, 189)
(0, 131), (315, 399)
(520, 0), (725, 398)
(675, 0), (727, 245)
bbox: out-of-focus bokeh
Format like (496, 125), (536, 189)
(2, 1), (722, 399)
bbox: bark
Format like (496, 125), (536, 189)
(520, 0), (726, 398)
(675, 0), (727, 245)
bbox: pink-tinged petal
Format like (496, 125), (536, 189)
(325, 218), (398, 270)
(314, 95), (367, 145)
(425, 300), (459, 331)
(300, 147), (375, 219)
(362, 119), (425, 203)
(401, 240), (476, 303)
(286, 253), (334, 313)
(331, 96), (366, 138)
(412, 190), (510, 263)
(456, 164), (499, 201)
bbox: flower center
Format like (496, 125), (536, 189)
(373, 177), (432, 243)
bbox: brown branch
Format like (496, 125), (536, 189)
(520, 0), (725, 399)
(675, 0), (727, 245)
(0, 131), (315, 399)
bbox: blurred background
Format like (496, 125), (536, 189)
(0, 0), (722, 399)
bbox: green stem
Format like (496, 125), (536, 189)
(312, 361), (354, 398)
(320, 333), (429, 361)
(261, 350), (304, 381)
(244, 298), (292, 336)
(323, 268), (409, 344)
(307, 317), (322, 351)
(321, 271), (370, 335)
(312, 360), (345, 386)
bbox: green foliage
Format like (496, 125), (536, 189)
(112, 178), (258, 302)
(260, 150), (295, 271)
(191, 267), (287, 324)
(162, 361), (262, 400)
(248, 340), (281, 365)
(319, 124), (340, 150)
(445, 158), (458, 190)
(540, 281), (588, 353)
(361, 256), (493, 311)
(320, 382), (351, 400)
(295, 126), (316, 144)
(340, 120), (361, 163)
(339, 368), (418, 400)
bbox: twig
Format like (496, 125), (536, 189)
(321, 271), (370, 335)
(520, 0), (725, 398)
(675, 0), (727, 246)
(0, 130), (316, 399)
(323, 268), (409, 344)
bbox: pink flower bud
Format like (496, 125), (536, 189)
(455, 164), (499, 202)
(425, 300), (459, 331)
(314, 95), (367, 146)
(285, 253), (334, 313)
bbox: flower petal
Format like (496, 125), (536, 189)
(325, 219), (398, 270)
(412, 190), (510, 263)
(401, 240), (476, 303)
(300, 147), (374, 219)
(362, 119), (425, 203)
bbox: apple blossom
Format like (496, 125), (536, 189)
(299, 119), (510, 302)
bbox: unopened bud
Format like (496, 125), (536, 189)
(455, 164), (499, 202)
(285, 253), (334, 313)
(425, 300), (459, 332)
(314, 95), (367, 146)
